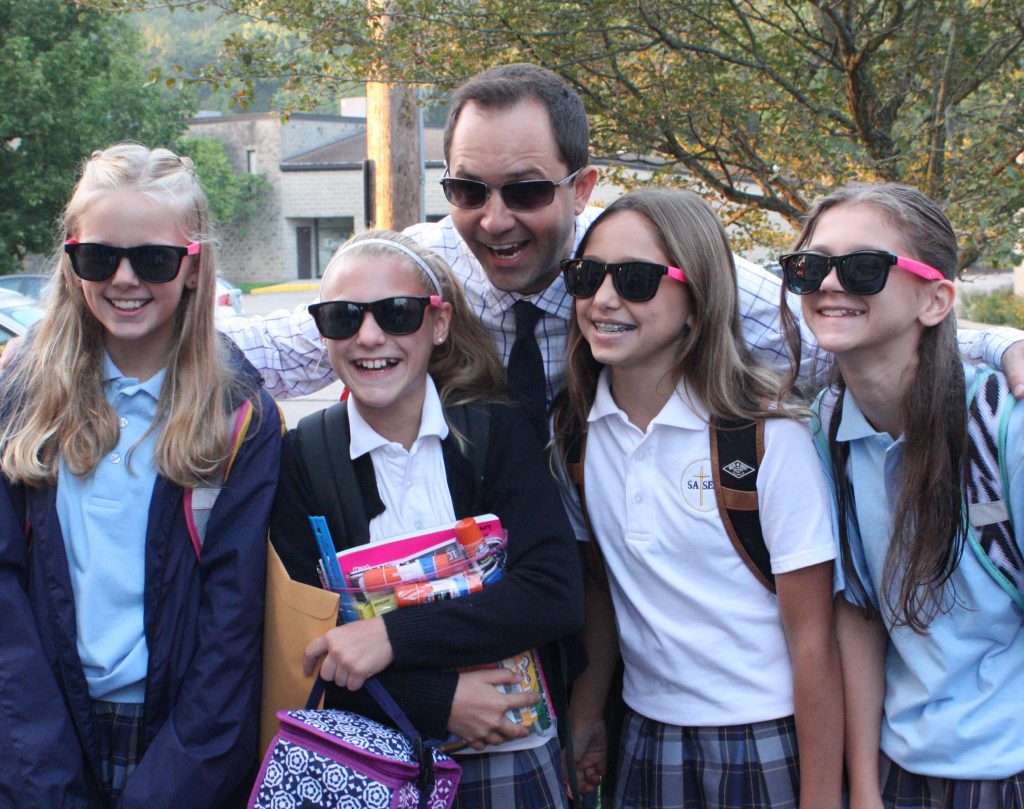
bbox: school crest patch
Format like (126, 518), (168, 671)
(680, 459), (716, 512)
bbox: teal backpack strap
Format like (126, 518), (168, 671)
(964, 369), (1024, 610)
(184, 398), (255, 560)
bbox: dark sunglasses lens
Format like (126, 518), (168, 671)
(373, 297), (426, 335)
(70, 244), (119, 281)
(563, 260), (604, 298)
(501, 180), (555, 211)
(312, 302), (362, 340)
(840, 253), (890, 295)
(442, 178), (487, 209)
(130, 246), (184, 283)
(781, 254), (828, 295)
(615, 263), (663, 301)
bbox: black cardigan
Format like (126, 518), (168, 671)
(269, 399), (584, 739)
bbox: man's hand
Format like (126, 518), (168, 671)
(303, 616), (393, 690)
(1002, 341), (1024, 398)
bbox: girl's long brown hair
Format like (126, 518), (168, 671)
(780, 183), (967, 632)
(553, 189), (805, 468)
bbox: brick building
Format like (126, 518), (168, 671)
(187, 111), (449, 284)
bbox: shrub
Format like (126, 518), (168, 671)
(961, 291), (1024, 329)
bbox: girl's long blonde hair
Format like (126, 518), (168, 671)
(1, 143), (245, 488)
(324, 230), (507, 416)
(554, 189), (802, 464)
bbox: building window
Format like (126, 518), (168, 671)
(246, 149), (258, 174)
(315, 218), (355, 277)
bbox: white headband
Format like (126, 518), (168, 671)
(320, 238), (444, 300)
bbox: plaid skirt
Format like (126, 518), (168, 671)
(454, 735), (568, 809)
(880, 753), (1024, 809)
(93, 700), (145, 805)
(614, 709), (799, 809)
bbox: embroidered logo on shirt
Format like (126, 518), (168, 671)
(722, 459), (755, 479)
(680, 459), (716, 512)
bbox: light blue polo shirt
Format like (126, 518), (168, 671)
(56, 355), (164, 703)
(835, 363), (1024, 779)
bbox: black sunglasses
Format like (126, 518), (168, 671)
(440, 168), (583, 212)
(779, 250), (944, 296)
(64, 240), (200, 284)
(561, 259), (688, 303)
(309, 296), (443, 340)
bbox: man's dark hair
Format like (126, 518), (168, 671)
(443, 63), (590, 172)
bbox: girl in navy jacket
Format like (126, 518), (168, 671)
(0, 143), (281, 808)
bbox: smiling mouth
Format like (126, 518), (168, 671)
(354, 358), (399, 371)
(594, 322), (636, 333)
(818, 308), (865, 317)
(109, 299), (149, 311)
(485, 242), (527, 260)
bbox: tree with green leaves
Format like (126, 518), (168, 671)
(92, 0), (1024, 267)
(179, 137), (271, 235)
(0, 0), (190, 272)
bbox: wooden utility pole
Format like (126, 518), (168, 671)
(365, 1), (421, 231)
(366, 82), (421, 230)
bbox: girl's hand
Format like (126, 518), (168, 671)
(303, 617), (394, 690)
(448, 668), (536, 750)
(568, 716), (607, 796)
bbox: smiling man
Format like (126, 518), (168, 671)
(224, 63), (1024, 407)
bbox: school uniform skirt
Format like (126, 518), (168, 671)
(454, 735), (567, 809)
(879, 754), (1024, 809)
(93, 700), (145, 804)
(614, 708), (799, 809)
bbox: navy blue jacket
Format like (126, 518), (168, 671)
(0, 354), (281, 809)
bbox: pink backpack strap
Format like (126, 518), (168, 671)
(185, 399), (255, 560)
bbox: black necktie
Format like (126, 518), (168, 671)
(506, 300), (547, 438)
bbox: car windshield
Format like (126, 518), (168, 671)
(1, 304), (44, 327)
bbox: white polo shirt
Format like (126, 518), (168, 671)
(575, 370), (835, 726)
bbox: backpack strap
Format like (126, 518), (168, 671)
(184, 398), (254, 560)
(710, 418), (774, 593)
(563, 418), (608, 581)
(964, 369), (1024, 610)
(445, 401), (490, 493)
(295, 402), (371, 552)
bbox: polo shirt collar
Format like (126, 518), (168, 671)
(348, 375), (450, 459)
(101, 352), (166, 400)
(835, 391), (891, 443)
(589, 368), (707, 430)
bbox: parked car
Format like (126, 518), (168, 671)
(0, 290), (44, 354)
(215, 277), (244, 320)
(0, 273), (51, 301)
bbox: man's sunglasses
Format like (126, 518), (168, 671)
(64, 239), (200, 284)
(561, 259), (687, 303)
(440, 168), (583, 212)
(309, 296), (443, 340)
(779, 250), (944, 296)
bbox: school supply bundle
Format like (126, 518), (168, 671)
(250, 678), (461, 809)
(314, 513), (554, 734)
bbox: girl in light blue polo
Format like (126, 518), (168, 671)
(780, 182), (1024, 809)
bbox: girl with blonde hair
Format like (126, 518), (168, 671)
(0, 143), (281, 808)
(270, 230), (583, 808)
(553, 189), (843, 809)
